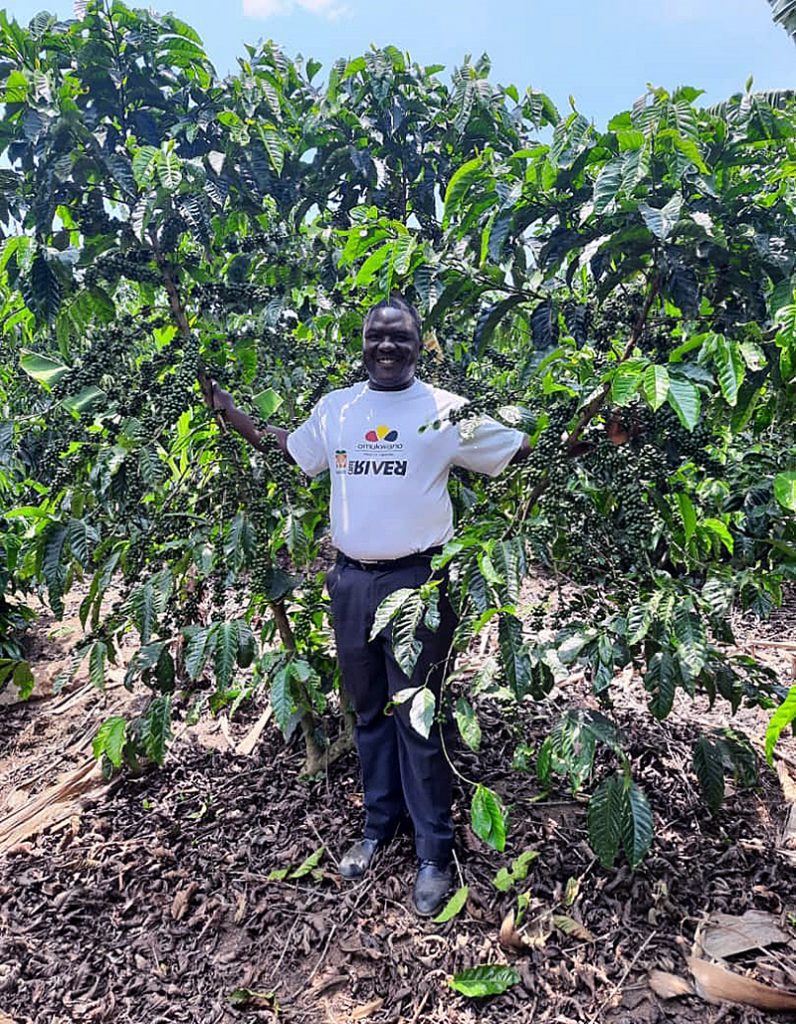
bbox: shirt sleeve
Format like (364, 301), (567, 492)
(286, 399), (329, 477)
(451, 415), (525, 477)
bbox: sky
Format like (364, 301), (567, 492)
(9, 0), (795, 125)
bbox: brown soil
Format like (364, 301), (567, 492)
(0, 588), (794, 1024)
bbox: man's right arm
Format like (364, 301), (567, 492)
(209, 384), (293, 462)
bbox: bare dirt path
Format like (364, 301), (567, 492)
(0, 588), (794, 1024)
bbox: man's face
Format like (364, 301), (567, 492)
(362, 306), (421, 390)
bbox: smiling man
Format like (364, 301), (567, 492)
(212, 294), (529, 915)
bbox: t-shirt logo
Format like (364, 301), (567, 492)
(335, 450), (348, 473)
(365, 424), (399, 443)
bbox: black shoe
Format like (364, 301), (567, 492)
(413, 859), (452, 917)
(339, 837), (381, 879)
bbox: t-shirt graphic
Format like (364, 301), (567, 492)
(287, 379), (523, 561)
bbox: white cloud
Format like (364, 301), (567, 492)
(242, 0), (348, 18)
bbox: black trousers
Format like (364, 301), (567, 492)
(327, 556), (457, 862)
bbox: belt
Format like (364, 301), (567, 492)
(337, 546), (443, 573)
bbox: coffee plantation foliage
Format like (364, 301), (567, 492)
(1, 3), (795, 866)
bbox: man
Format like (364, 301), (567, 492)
(211, 295), (529, 916)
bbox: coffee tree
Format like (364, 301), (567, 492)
(1, 3), (794, 864)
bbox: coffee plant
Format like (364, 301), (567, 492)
(1, 3), (794, 865)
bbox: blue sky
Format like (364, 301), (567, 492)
(11, 0), (795, 125)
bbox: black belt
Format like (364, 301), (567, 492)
(337, 546), (443, 572)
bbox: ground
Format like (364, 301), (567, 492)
(0, 586), (795, 1024)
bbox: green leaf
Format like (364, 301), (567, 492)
(132, 145), (160, 187)
(448, 965), (520, 998)
(157, 150), (183, 191)
(20, 350), (71, 388)
(392, 596), (425, 678)
(370, 587), (418, 640)
(213, 621), (239, 690)
(713, 335), (744, 407)
(473, 295), (527, 353)
(61, 386), (105, 415)
(471, 784), (507, 852)
(391, 233), (416, 276)
(592, 156), (623, 214)
(765, 687), (796, 765)
(641, 364), (670, 410)
(774, 471), (796, 512)
(644, 650), (676, 719)
(371, 588), (424, 677)
(620, 781), (653, 868)
(693, 735), (725, 813)
(140, 694), (173, 764)
(667, 376), (700, 431)
(587, 773), (624, 868)
(290, 846), (324, 878)
(28, 254), (62, 323)
(66, 517), (93, 567)
(492, 849), (539, 892)
(673, 604), (708, 675)
(185, 626), (215, 680)
(498, 613), (532, 698)
(88, 640), (107, 690)
(252, 387), (283, 420)
(5, 69), (29, 104)
(433, 885), (469, 923)
(124, 642), (167, 688)
(258, 125), (285, 175)
(717, 728), (758, 788)
(127, 581), (157, 644)
(702, 518), (734, 555)
(443, 154), (484, 224)
(409, 687), (436, 738)
(610, 362), (643, 406)
(93, 716), (127, 767)
(638, 194), (683, 241)
(492, 866), (514, 892)
(12, 661), (35, 700)
(355, 244), (390, 287)
(270, 664), (296, 734)
(626, 604), (650, 644)
(536, 735), (553, 784)
(228, 989), (277, 1009)
(676, 492), (697, 542)
(41, 523), (67, 617)
(454, 696), (482, 751)
(236, 620), (256, 668)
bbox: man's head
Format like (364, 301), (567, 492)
(362, 295), (422, 390)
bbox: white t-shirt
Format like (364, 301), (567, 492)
(286, 379), (524, 561)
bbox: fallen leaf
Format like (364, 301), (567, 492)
(552, 914), (594, 942)
(350, 997), (384, 1019)
(171, 881), (199, 921)
(433, 885), (469, 923)
(228, 988), (278, 1009)
(687, 957), (796, 1011)
(701, 910), (789, 959)
(498, 908), (550, 951)
(313, 973), (347, 995)
(5, 842), (35, 856)
(648, 969), (694, 1000)
(776, 762), (796, 803)
(563, 876), (580, 907)
(499, 909), (528, 951)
